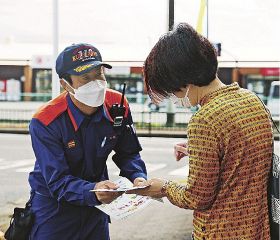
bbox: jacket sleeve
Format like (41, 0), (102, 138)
(29, 118), (100, 207)
(165, 118), (221, 210)
(112, 110), (147, 182)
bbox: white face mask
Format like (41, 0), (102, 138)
(170, 88), (192, 108)
(63, 79), (107, 107)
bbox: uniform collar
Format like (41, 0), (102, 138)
(66, 94), (105, 131)
(102, 101), (114, 123)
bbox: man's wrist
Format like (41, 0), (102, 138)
(84, 182), (101, 206)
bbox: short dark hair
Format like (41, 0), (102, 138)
(61, 73), (72, 84)
(143, 22), (218, 102)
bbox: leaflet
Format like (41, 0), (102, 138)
(90, 185), (149, 192)
(92, 177), (161, 220)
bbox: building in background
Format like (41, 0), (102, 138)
(0, 59), (279, 112)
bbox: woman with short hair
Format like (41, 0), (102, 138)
(132, 23), (273, 239)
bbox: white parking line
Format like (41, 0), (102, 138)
(145, 163), (167, 172)
(16, 166), (34, 173)
(168, 165), (189, 176)
(142, 147), (173, 152)
(0, 159), (34, 170)
(0, 158), (190, 178)
(112, 162), (167, 176)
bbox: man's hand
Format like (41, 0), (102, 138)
(94, 180), (123, 204)
(0, 230), (4, 240)
(174, 142), (188, 161)
(127, 178), (166, 198)
(133, 177), (148, 187)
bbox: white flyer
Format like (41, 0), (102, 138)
(90, 184), (149, 192)
(93, 177), (155, 220)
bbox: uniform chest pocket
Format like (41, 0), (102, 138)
(97, 134), (118, 158)
(64, 141), (83, 167)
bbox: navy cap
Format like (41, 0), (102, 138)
(55, 43), (112, 78)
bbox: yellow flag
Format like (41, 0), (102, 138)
(196, 0), (206, 34)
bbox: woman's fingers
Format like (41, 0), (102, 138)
(176, 142), (187, 147)
(174, 143), (188, 161)
(175, 145), (188, 154)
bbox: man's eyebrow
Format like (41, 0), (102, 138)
(80, 68), (103, 79)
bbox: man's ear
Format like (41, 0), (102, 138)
(60, 79), (67, 91)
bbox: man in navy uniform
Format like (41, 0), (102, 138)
(28, 43), (147, 239)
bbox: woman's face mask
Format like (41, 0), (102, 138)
(170, 87), (192, 108)
(63, 79), (107, 107)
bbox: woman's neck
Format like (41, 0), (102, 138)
(196, 78), (225, 104)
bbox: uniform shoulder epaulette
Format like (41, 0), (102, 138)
(105, 89), (129, 117)
(33, 92), (68, 126)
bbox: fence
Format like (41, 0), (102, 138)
(130, 111), (191, 137)
(0, 106), (279, 139)
(0, 107), (191, 137)
(0, 108), (33, 132)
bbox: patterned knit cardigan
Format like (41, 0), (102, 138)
(165, 83), (273, 239)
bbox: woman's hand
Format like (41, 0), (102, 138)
(127, 178), (167, 198)
(174, 142), (188, 161)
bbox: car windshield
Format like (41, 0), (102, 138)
(272, 85), (279, 98)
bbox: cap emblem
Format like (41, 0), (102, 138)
(72, 49), (98, 62)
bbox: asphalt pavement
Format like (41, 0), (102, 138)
(0, 133), (279, 240)
(0, 134), (193, 240)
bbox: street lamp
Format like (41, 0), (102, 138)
(169, 0), (174, 31)
(166, 0), (176, 127)
(52, 0), (60, 99)
(206, 0), (208, 38)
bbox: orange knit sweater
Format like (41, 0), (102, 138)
(165, 83), (273, 239)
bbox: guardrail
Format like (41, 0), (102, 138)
(0, 93), (149, 104)
(0, 108), (33, 133)
(0, 107), (191, 137)
(0, 108), (279, 139)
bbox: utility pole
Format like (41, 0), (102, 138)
(206, 0), (209, 38)
(168, 0), (174, 31)
(166, 0), (175, 127)
(52, 0), (60, 99)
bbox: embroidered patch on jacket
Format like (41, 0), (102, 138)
(67, 140), (76, 148)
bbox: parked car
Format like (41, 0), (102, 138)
(267, 81), (280, 117)
(143, 98), (167, 112)
(143, 98), (199, 113)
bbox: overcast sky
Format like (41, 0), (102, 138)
(0, 0), (279, 62)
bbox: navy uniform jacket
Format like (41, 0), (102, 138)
(28, 89), (147, 240)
